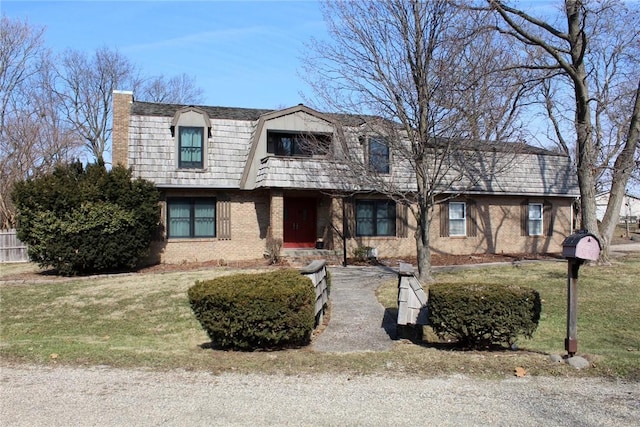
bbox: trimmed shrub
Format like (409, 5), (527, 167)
(352, 246), (373, 262)
(427, 282), (541, 349)
(12, 162), (159, 276)
(188, 269), (316, 350)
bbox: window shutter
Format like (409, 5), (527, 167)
(440, 202), (450, 237)
(396, 203), (408, 238)
(344, 197), (355, 239)
(544, 199), (554, 237)
(217, 198), (231, 240)
(466, 200), (477, 237)
(520, 199), (529, 236)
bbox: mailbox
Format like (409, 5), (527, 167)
(561, 231), (601, 356)
(562, 231), (601, 261)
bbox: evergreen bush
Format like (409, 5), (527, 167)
(188, 269), (316, 350)
(12, 162), (159, 275)
(428, 282), (541, 349)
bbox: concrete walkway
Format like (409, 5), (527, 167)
(312, 243), (640, 353)
(311, 265), (398, 352)
(610, 242), (640, 254)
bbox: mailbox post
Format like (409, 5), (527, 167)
(561, 231), (601, 356)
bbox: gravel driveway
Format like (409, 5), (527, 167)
(1, 365), (639, 426)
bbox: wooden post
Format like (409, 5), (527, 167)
(342, 197), (348, 267)
(565, 259), (582, 356)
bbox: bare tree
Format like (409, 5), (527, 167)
(485, 0), (640, 259)
(1, 18), (206, 228)
(0, 16), (45, 136)
(304, 0), (529, 281)
(139, 73), (204, 104)
(0, 16), (81, 229)
(55, 47), (141, 165)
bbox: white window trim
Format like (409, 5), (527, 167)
(449, 202), (466, 237)
(528, 202), (544, 236)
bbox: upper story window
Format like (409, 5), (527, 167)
(449, 202), (466, 236)
(267, 131), (331, 157)
(356, 199), (396, 236)
(171, 106), (211, 170)
(528, 203), (543, 236)
(369, 137), (390, 174)
(179, 126), (204, 169)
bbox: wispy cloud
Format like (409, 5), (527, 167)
(123, 26), (273, 53)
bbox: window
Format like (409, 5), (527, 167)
(267, 131), (331, 157)
(179, 126), (204, 168)
(167, 198), (215, 238)
(528, 203), (543, 236)
(369, 137), (390, 174)
(449, 202), (466, 236)
(356, 200), (396, 236)
(440, 200), (477, 238)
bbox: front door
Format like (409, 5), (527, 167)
(283, 198), (317, 248)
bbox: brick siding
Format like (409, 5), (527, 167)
(112, 91), (132, 168)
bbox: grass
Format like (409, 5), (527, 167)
(378, 254), (640, 378)
(1, 255), (639, 379)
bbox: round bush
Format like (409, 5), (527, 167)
(12, 162), (159, 275)
(427, 282), (541, 349)
(188, 269), (315, 350)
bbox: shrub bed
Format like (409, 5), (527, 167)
(188, 269), (315, 350)
(427, 282), (541, 349)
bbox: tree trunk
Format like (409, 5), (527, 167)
(415, 198), (434, 283)
(566, 0), (601, 244)
(599, 82), (640, 260)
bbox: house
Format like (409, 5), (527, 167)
(112, 90), (580, 264)
(595, 192), (640, 224)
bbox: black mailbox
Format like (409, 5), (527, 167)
(562, 231), (601, 261)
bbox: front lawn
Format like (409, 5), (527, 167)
(1, 255), (638, 378)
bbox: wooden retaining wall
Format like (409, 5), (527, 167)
(299, 259), (329, 327)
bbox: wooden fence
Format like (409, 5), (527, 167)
(0, 229), (28, 263)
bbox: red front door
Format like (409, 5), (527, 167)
(283, 198), (317, 248)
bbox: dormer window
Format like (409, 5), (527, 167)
(179, 126), (204, 168)
(267, 131), (331, 157)
(171, 106), (211, 170)
(368, 137), (390, 174)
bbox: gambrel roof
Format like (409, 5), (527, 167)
(132, 101), (273, 121)
(125, 100), (579, 197)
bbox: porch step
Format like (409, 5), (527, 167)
(283, 249), (342, 267)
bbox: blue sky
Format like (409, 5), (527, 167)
(2, 0), (327, 109)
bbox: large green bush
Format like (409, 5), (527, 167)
(428, 282), (541, 349)
(12, 162), (159, 275)
(188, 269), (316, 350)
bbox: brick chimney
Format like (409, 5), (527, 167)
(112, 90), (133, 168)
